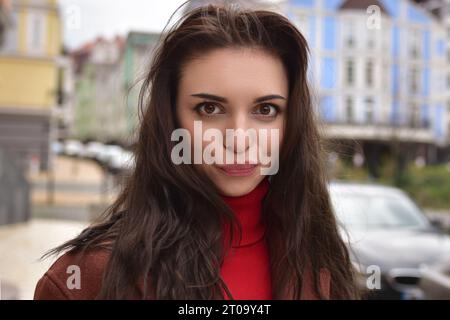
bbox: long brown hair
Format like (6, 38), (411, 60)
(44, 2), (360, 299)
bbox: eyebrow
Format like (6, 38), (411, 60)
(190, 93), (286, 104)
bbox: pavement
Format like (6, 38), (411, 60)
(0, 155), (119, 300)
(0, 219), (87, 300)
(28, 155), (118, 208)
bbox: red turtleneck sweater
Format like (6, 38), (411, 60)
(220, 178), (272, 300)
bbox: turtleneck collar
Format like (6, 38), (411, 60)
(221, 178), (270, 248)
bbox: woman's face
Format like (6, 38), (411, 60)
(176, 47), (288, 196)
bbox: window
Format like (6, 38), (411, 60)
(57, 68), (65, 106)
(383, 63), (389, 90)
(409, 67), (420, 94)
(410, 103), (420, 128)
(346, 59), (355, 85)
(345, 96), (354, 123)
(367, 30), (375, 49)
(366, 60), (374, 87)
(365, 97), (374, 124)
(0, 11), (18, 53)
(344, 20), (355, 48)
(409, 28), (421, 59)
(26, 11), (46, 55)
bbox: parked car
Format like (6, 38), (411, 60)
(97, 144), (123, 164)
(419, 255), (450, 299)
(50, 141), (64, 155)
(329, 181), (450, 300)
(107, 149), (134, 171)
(84, 141), (107, 160)
(63, 140), (85, 157)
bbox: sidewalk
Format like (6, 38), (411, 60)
(0, 219), (87, 300)
(28, 155), (119, 208)
(0, 156), (120, 299)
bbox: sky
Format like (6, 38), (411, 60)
(59, 0), (190, 49)
(59, 0), (282, 50)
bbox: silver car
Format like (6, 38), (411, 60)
(329, 181), (450, 300)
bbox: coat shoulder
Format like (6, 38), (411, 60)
(34, 247), (111, 300)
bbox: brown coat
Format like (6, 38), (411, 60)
(34, 247), (331, 300)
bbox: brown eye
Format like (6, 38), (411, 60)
(260, 104), (272, 115)
(204, 103), (217, 114)
(195, 102), (224, 116)
(253, 104), (279, 117)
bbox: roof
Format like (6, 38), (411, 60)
(70, 35), (126, 73)
(338, 0), (389, 15)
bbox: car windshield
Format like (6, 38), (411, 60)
(330, 188), (431, 231)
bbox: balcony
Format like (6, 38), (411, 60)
(322, 119), (435, 144)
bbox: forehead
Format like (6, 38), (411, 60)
(178, 47), (288, 99)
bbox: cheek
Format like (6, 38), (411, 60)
(264, 118), (284, 155)
(176, 104), (192, 129)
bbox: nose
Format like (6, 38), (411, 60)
(223, 111), (256, 155)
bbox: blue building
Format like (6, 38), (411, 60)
(282, 0), (449, 165)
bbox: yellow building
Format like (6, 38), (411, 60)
(0, 0), (65, 171)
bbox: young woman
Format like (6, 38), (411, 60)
(34, 3), (360, 300)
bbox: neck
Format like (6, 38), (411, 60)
(221, 178), (270, 248)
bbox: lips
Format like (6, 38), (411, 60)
(216, 164), (258, 176)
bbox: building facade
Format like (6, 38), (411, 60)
(413, 0), (450, 153)
(0, 0), (71, 171)
(72, 32), (160, 145)
(282, 0), (450, 165)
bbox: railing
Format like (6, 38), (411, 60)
(324, 118), (431, 130)
(323, 119), (436, 144)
